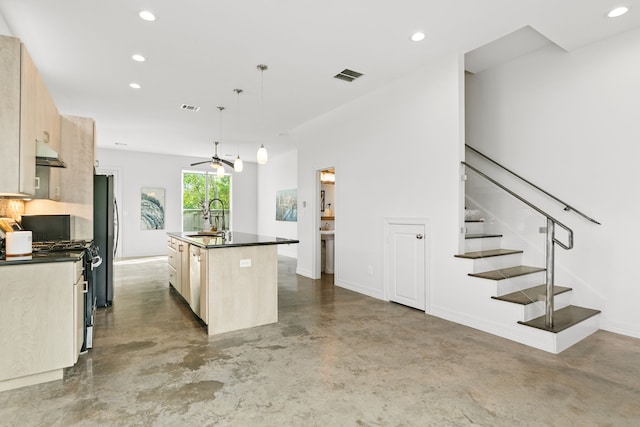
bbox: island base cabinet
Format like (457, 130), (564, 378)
(207, 245), (278, 335)
(0, 261), (81, 391)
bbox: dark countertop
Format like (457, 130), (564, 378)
(168, 231), (299, 249)
(0, 250), (84, 266)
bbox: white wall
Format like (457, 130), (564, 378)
(0, 12), (12, 35)
(293, 54), (465, 306)
(256, 149), (298, 258)
(466, 28), (640, 338)
(96, 148), (257, 258)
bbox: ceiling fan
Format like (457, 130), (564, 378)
(190, 105), (242, 175)
(190, 140), (235, 169)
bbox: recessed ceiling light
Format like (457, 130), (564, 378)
(411, 31), (426, 42)
(139, 10), (156, 21)
(132, 54), (146, 62)
(608, 6), (629, 18)
(129, 83), (141, 89)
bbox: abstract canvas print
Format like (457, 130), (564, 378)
(141, 187), (165, 229)
(276, 189), (297, 222)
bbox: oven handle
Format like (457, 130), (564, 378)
(92, 254), (103, 269)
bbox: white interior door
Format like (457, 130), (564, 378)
(388, 223), (426, 311)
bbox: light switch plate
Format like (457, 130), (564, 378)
(240, 259), (252, 268)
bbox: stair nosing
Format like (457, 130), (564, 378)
(517, 305), (601, 333)
(465, 233), (502, 240)
(455, 249), (523, 259)
(491, 284), (572, 305)
(468, 265), (545, 280)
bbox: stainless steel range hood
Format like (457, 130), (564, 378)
(36, 138), (67, 168)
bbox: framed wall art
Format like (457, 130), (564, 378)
(141, 187), (165, 230)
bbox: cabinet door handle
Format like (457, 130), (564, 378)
(34, 176), (40, 190)
(83, 281), (88, 293)
(416, 234), (424, 239)
(179, 244), (184, 252)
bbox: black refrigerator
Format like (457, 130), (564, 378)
(94, 174), (116, 307)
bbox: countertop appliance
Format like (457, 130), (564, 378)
(94, 174), (117, 307)
(5, 231), (32, 256)
(20, 214), (71, 242)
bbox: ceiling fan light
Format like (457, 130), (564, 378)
(234, 156), (244, 172)
(257, 144), (268, 164)
(217, 165), (225, 177)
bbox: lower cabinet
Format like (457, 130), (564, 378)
(168, 242), (209, 324)
(0, 259), (83, 391)
(168, 237), (190, 301)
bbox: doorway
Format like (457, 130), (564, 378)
(318, 167), (335, 284)
(383, 218), (430, 311)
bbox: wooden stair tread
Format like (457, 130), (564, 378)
(465, 233), (502, 239)
(518, 305), (601, 333)
(455, 249), (523, 259)
(492, 284), (572, 305)
(469, 265), (545, 280)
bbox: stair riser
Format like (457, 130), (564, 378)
(465, 222), (484, 235)
(485, 271), (547, 296)
(553, 314), (600, 353)
(522, 291), (572, 321)
(471, 253), (522, 273)
(465, 236), (502, 252)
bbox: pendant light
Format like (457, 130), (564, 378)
(215, 106), (225, 177)
(233, 89), (244, 172)
(256, 64), (269, 164)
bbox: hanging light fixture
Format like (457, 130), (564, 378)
(256, 64), (269, 165)
(215, 106), (226, 176)
(233, 89), (244, 172)
(190, 107), (239, 174)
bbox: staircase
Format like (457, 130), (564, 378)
(454, 214), (600, 353)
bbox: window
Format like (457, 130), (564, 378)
(182, 171), (231, 232)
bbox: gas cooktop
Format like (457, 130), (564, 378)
(31, 240), (93, 253)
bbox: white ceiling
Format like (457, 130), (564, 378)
(1, 0), (638, 164)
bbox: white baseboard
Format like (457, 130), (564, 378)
(336, 279), (384, 300)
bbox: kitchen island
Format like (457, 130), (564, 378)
(167, 232), (298, 335)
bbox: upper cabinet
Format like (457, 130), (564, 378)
(0, 35), (34, 196)
(0, 35), (61, 197)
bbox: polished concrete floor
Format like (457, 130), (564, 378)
(1, 256), (640, 426)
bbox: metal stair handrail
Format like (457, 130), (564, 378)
(466, 144), (601, 225)
(462, 160), (572, 328)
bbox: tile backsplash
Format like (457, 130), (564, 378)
(0, 199), (25, 220)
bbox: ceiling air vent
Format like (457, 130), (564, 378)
(180, 104), (200, 112)
(334, 68), (363, 82)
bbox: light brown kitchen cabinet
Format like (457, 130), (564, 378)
(35, 70), (62, 200)
(1, 34), (62, 198)
(0, 35), (36, 196)
(58, 115), (95, 203)
(168, 237), (190, 302)
(0, 259), (84, 392)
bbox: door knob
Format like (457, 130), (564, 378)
(416, 234), (424, 239)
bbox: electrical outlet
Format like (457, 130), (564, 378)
(240, 259), (252, 268)
(367, 265), (373, 275)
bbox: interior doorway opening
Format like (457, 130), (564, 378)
(319, 167), (335, 284)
